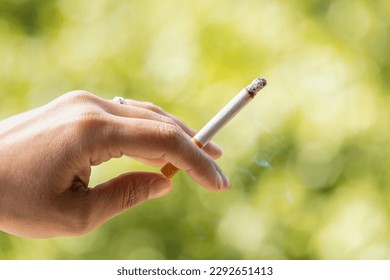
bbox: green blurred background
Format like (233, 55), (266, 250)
(1, 0), (390, 259)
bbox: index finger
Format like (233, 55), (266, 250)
(99, 116), (230, 191)
(124, 99), (223, 159)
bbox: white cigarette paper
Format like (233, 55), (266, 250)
(161, 77), (267, 178)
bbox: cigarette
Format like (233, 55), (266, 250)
(161, 77), (267, 178)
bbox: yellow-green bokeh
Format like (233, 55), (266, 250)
(1, 0), (390, 259)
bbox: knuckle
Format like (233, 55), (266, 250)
(63, 90), (96, 103)
(158, 124), (183, 147)
(58, 91), (109, 133)
(67, 105), (108, 138)
(76, 109), (108, 131)
(159, 115), (177, 126)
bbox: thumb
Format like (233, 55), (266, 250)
(88, 171), (172, 228)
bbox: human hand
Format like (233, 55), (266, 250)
(0, 91), (230, 238)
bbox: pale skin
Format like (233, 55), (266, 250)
(0, 91), (230, 238)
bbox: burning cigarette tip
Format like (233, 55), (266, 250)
(246, 77), (267, 96)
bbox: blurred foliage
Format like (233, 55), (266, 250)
(1, 0), (390, 260)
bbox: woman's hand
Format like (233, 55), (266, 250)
(0, 91), (230, 238)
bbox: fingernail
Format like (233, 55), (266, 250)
(148, 177), (173, 199)
(217, 170), (231, 190)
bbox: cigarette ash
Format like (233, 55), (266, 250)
(246, 77), (267, 97)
